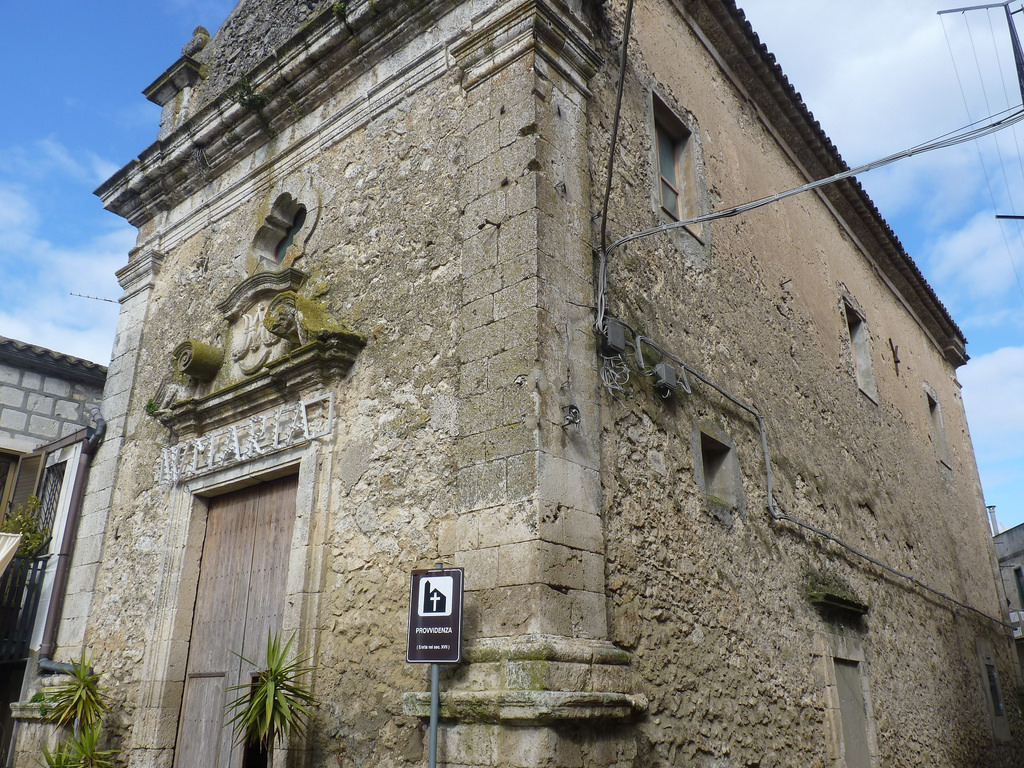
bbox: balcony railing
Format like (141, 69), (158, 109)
(0, 554), (48, 663)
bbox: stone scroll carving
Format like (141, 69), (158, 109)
(152, 267), (364, 448)
(172, 340), (224, 380)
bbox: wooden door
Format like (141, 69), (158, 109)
(175, 475), (298, 768)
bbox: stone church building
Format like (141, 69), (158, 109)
(8, 0), (1021, 765)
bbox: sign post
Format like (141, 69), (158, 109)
(407, 565), (464, 768)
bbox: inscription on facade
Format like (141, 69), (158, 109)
(156, 394), (333, 484)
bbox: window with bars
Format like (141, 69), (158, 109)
(37, 461), (66, 535)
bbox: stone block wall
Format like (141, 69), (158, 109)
(0, 361), (104, 452)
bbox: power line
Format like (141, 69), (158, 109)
(596, 105), (1024, 330)
(942, 5), (1024, 306)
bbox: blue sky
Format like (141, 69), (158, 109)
(2, 1), (1023, 530)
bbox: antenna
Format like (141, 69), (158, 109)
(70, 292), (117, 304)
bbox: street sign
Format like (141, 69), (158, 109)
(407, 567), (464, 663)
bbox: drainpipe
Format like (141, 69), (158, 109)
(37, 407), (106, 661)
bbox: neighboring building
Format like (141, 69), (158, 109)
(9, 0), (1020, 766)
(0, 337), (106, 761)
(994, 523), (1024, 674)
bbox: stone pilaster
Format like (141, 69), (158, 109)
(405, 2), (644, 756)
(55, 247), (165, 653)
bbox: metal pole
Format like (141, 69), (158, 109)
(429, 662), (440, 768)
(428, 560), (443, 768)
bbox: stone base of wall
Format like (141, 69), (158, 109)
(403, 634), (644, 765)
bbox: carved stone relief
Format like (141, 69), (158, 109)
(151, 266), (364, 437)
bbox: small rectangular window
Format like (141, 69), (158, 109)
(700, 433), (733, 503)
(844, 300), (878, 401)
(986, 664), (1005, 717)
(653, 97), (695, 222)
(926, 392), (952, 468)
(693, 425), (744, 523)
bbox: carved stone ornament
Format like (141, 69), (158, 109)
(172, 339), (224, 380)
(221, 270), (309, 377)
(155, 268), (365, 440)
(231, 301), (284, 375)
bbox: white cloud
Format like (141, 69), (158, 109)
(0, 138), (125, 187)
(0, 180), (130, 365)
(0, 186), (39, 247)
(0, 230), (128, 365)
(927, 210), (1024, 300)
(960, 347), (1024, 455)
(960, 347), (1024, 527)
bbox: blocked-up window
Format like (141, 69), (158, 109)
(816, 632), (878, 768)
(834, 659), (872, 768)
(986, 664), (1005, 717)
(700, 432), (736, 506)
(843, 299), (878, 402)
(693, 424), (744, 523)
(976, 640), (1010, 741)
(924, 389), (952, 469)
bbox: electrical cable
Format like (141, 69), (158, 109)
(945, 8), (1024, 305)
(596, 0), (635, 335)
(770, 508), (1013, 630)
(601, 105), (1024, 260)
(590, 8), (1016, 634)
(602, 315), (1009, 629)
(595, 94), (1024, 332)
(599, 0), (634, 256)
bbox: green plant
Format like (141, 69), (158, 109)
(144, 398), (158, 416)
(63, 726), (116, 768)
(30, 690), (46, 717)
(39, 741), (77, 768)
(225, 631), (317, 752)
(42, 652), (109, 733)
(229, 77), (268, 114)
(1, 496), (49, 556)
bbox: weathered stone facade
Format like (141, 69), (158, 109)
(11, 0), (1022, 766)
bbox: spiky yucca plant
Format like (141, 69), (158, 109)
(225, 631), (318, 752)
(63, 727), (116, 768)
(42, 653), (108, 733)
(39, 741), (77, 768)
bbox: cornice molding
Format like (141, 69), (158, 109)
(94, 0), (462, 229)
(116, 248), (166, 302)
(452, 0), (600, 93)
